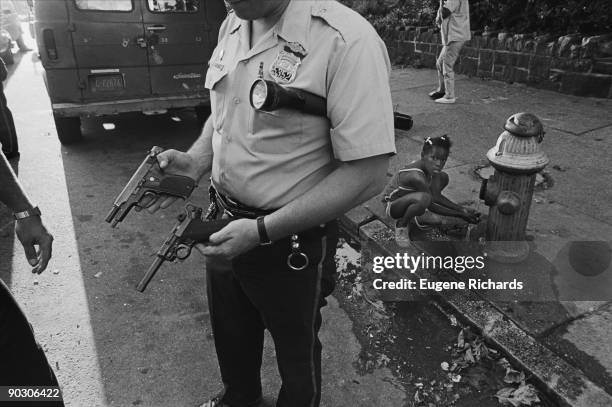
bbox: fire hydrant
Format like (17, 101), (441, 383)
(479, 112), (549, 263)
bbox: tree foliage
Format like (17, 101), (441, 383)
(470, 0), (612, 35)
(342, 0), (612, 36)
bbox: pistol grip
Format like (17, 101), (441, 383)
(156, 175), (197, 199)
(183, 218), (232, 243)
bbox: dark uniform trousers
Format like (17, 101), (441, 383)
(206, 220), (339, 407)
(0, 280), (64, 406)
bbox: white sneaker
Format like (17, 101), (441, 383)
(395, 225), (411, 248)
(435, 97), (456, 104)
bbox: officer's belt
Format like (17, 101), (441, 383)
(211, 185), (275, 219)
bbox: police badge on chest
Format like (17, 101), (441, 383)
(269, 42), (306, 85)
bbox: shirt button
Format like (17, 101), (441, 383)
(233, 97), (240, 104)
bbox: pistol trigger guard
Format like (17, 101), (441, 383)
(176, 244), (192, 260)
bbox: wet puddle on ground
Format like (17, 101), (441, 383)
(334, 239), (556, 407)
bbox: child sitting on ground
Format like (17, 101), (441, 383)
(382, 135), (480, 247)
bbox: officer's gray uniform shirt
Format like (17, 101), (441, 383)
(205, 0), (397, 209)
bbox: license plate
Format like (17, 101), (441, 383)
(89, 74), (125, 92)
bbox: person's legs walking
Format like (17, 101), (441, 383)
(429, 46), (447, 99)
(436, 46), (447, 94)
(437, 41), (465, 102)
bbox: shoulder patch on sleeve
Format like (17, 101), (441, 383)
(311, 1), (375, 43)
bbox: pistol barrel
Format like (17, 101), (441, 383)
(105, 205), (120, 224)
(137, 256), (165, 292)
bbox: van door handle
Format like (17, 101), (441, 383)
(146, 25), (167, 32)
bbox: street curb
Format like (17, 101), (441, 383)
(340, 212), (612, 407)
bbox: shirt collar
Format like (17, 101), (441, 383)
(273, 0), (311, 54)
(228, 0), (311, 54)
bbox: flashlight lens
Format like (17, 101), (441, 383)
(251, 80), (267, 109)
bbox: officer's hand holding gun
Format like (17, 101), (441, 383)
(105, 146), (198, 227)
(138, 149), (205, 213)
(137, 204), (231, 292)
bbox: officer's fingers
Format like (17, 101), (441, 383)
(208, 229), (232, 245)
(138, 192), (159, 210)
(194, 243), (208, 256)
(156, 149), (178, 169)
(196, 243), (225, 258)
(23, 243), (38, 267)
(159, 196), (178, 209)
(35, 235), (53, 274)
(146, 199), (163, 214)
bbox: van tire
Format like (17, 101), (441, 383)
(195, 105), (210, 127)
(54, 115), (82, 144)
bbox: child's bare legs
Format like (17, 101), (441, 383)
(389, 192), (432, 227)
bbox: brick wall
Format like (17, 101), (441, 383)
(384, 29), (612, 99)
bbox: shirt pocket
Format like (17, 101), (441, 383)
(205, 66), (228, 131)
(248, 108), (303, 154)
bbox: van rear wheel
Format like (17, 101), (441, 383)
(53, 114), (82, 145)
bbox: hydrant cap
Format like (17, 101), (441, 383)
(504, 112), (544, 138)
(487, 112), (549, 173)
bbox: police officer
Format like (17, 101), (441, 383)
(0, 151), (62, 406)
(144, 0), (396, 405)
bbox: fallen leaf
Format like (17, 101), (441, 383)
(441, 362), (450, 371)
(457, 330), (465, 349)
(513, 383), (540, 405)
(465, 348), (476, 364)
(504, 368), (526, 384)
(496, 387), (517, 405)
(495, 383), (540, 406)
(497, 358), (511, 370)
(376, 354), (391, 367)
(414, 390), (422, 403)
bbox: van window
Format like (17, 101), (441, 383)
(75, 0), (133, 11)
(148, 0), (199, 13)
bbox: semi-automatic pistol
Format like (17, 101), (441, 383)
(137, 204), (231, 292)
(105, 146), (197, 227)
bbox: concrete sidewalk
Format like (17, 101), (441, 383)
(342, 67), (612, 406)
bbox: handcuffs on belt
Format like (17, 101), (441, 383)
(288, 234), (309, 271)
(206, 185), (310, 271)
